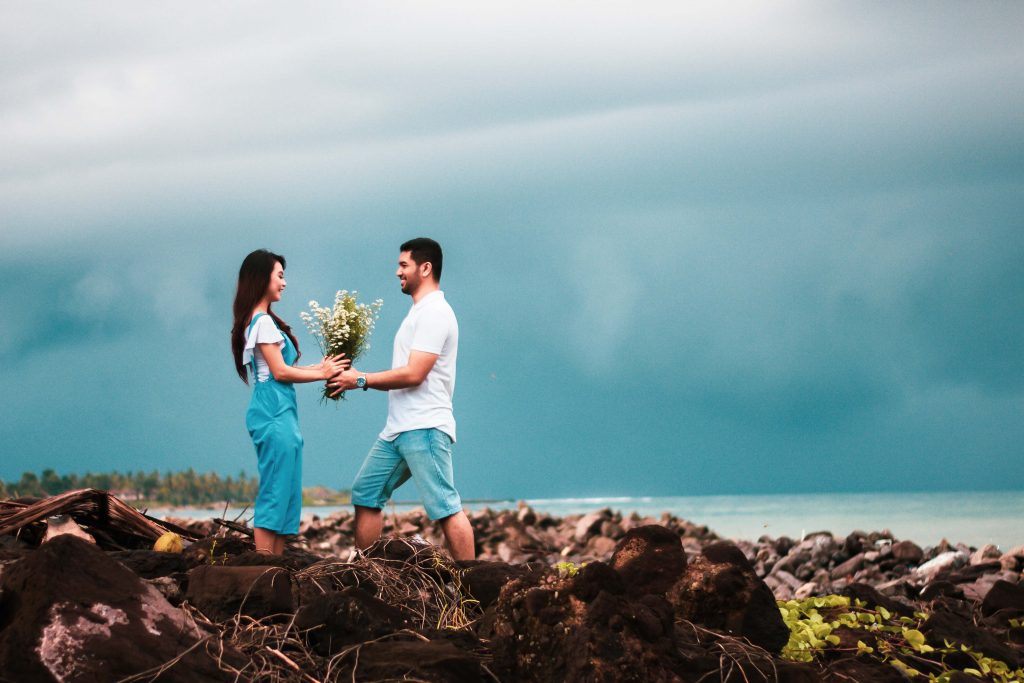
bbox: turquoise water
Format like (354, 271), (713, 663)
(148, 490), (1024, 551)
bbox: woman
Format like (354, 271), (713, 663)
(231, 249), (348, 554)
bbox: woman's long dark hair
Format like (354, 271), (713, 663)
(231, 249), (301, 383)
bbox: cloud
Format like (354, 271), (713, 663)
(1, 2), (1021, 493)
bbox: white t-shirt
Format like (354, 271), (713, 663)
(379, 290), (458, 442)
(242, 315), (284, 382)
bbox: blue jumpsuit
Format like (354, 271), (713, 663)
(245, 313), (303, 535)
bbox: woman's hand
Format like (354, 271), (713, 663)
(319, 354), (350, 380)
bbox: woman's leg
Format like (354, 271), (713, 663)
(254, 527), (277, 554)
(273, 535), (286, 555)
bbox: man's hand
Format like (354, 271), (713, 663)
(325, 352), (439, 396)
(327, 368), (361, 398)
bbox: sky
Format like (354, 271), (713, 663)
(1, 2), (1022, 499)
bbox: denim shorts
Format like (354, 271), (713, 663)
(350, 428), (463, 520)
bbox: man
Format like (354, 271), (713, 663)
(329, 238), (475, 560)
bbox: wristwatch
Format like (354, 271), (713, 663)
(356, 375), (368, 391)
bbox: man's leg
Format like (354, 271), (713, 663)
(439, 510), (475, 560)
(398, 429), (475, 560)
(350, 438), (411, 551)
(354, 504), (384, 550)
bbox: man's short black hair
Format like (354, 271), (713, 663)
(400, 237), (443, 282)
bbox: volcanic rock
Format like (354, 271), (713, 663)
(458, 560), (529, 608)
(917, 550), (968, 580)
(669, 541), (790, 654)
(981, 579), (1024, 617)
(487, 559), (691, 682)
(1000, 546), (1024, 572)
(841, 583), (915, 617)
(0, 535), (235, 682)
(110, 549), (188, 579)
(574, 510), (607, 543)
(830, 552), (865, 580)
(827, 657), (908, 682)
(186, 564), (295, 621)
(225, 548), (321, 570)
(183, 535), (252, 568)
(295, 586), (409, 655)
(891, 540), (925, 564)
(970, 544), (1001, 565)
(610, 524), (687, 596)
(922, 610), (1022, 667)
(335, 639), (483, 683)
(587, 534), (618, 557)
(920, 580), (966, 601)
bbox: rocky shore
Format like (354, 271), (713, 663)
(0, 494), (1022, 681)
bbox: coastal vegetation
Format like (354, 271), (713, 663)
(0, 469), (350, 507)
(779, 594), (1024, 682)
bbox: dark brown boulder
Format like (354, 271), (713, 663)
(223, 550), (294, 568)
(572, 561), (626, 602)
(0, 535), (237, 682)
(777, 660), (824, 682)
(610, 524), (687, 596)
(223, 548), (321, 571)
(919, 580), (965, 601)
(841, 583), (915, 617)
(826, 657), (907, 682)
(668, 541), (789, 654)
(186, 564), (295, 621)
(0, 536), (27, 562)
(487, 560), (693, 682)
(891, 540), (925, 564)
(295, 586), (408, 655)
(335, 639), (483, 682)
(981, 580), (1024, 617)
(110, 549), (188, 579)
(922, 610), (1022, 668)
(458, 560), (529, 608)
(183, 536), (252, 568)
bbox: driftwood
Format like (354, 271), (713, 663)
(212, 517), (254, 537)
(0, 488), (199, 547)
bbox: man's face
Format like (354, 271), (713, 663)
(396, 251), (422, 295)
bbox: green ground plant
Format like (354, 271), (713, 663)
(778, 595), (1024, 682)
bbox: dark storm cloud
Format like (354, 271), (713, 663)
(0, 2), (1021, 495)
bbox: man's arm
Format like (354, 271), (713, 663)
(327, 350), (438, 397)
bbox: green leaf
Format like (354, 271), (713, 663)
(901, 626), (933, 652)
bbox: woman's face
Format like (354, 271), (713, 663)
(266, 262), (286, 302)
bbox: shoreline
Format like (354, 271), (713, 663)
(160, 502), (1024, 604)
(144, 489), (1024, 550)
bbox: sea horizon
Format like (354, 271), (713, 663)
(146, 488), (1024, 551)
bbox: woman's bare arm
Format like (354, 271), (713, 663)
(259, 343), (349, 383)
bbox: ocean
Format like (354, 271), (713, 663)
(146, 490), (1024, 550)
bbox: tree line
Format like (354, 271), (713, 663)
(0, 468), (260, 506)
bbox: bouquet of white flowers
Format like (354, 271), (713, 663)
(300, 290), (383, 401)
